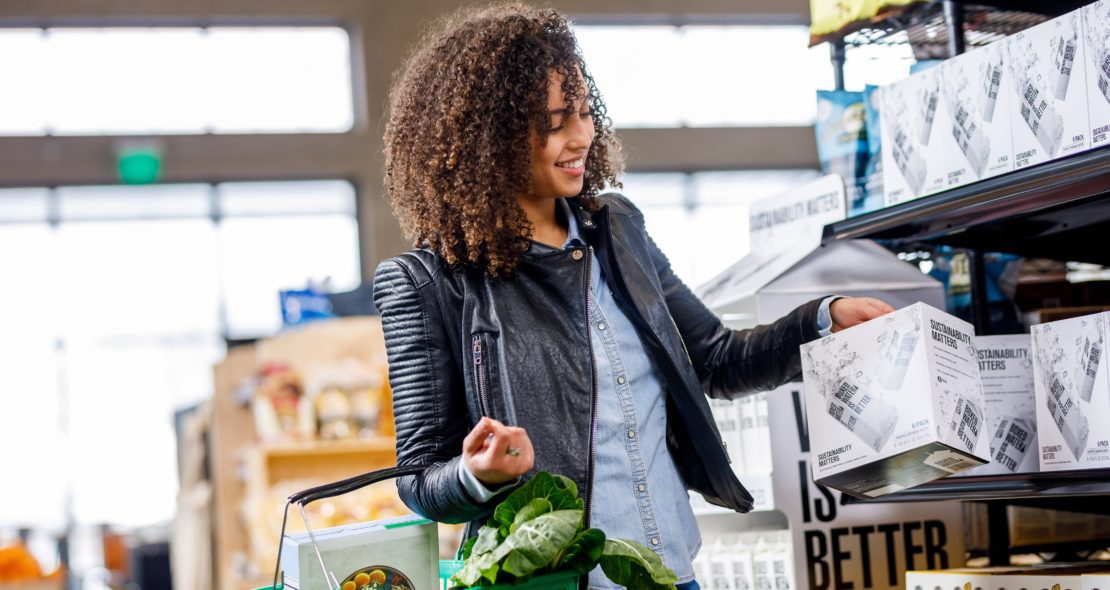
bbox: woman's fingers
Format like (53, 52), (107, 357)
(462, 418), (534, 485)
(462, 416), (493, 455)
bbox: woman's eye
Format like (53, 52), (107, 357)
(579, 111), (592, 120)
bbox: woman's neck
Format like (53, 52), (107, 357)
(518, 195), (568, 248)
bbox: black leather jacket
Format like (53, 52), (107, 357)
(372, 193), (823, 532)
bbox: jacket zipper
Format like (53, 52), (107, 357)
(472, 334), (490, 417)
(583, 246), (600, 529)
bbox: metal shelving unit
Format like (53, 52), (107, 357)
(817, 0), (1110, 565)
(821, 147), (1110, 265)
(840, 468), (1110, 507)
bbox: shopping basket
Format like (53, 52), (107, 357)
(257, 463), (429, 590)
(256, 464), (581, 590)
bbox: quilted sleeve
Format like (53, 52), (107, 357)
(372, 259), (494, 523)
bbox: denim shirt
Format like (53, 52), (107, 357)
(459, 199), (838, 587)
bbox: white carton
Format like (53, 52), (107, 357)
(962, 334), (1038, 475)
(280, 515), (438, 590)
(1084, 572), (1110, 590)
(1032, 312), (1110, 471)
(880, 69), (941, 206)
(994, 568), (1100, 590)
(906, 567), (1024, 590)
(938, 41), (1015, 189)
(800, 302), (989, 498)
(1083, 0), (1110, 148)
(1006, 10), (1091, 169)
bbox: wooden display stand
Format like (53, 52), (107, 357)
(209, 318), (397, 590)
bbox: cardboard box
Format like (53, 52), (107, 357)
(880, 70), (938, 206)
(994, 566), (1110, 590)
(1084, 572), (1110, 590)
(1032, 312), (1110, 471)
(1006, 10), (1091, 170)
(907, 567), (1025, 590)
(280, 515), (437, 590)
(938, 41), (1015, 189)
(801, 302), (990, 498)
(1083, 0), (1110, 148)
(961, 334), (1038, 475)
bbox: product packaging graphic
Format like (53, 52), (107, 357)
(1032, 312), (1110, 471)
(280, 515), (437, 590)
(1006, 10), (1091, 169)
(938, 41), (1015, 189)
(963, 334), (1038, 476)
(801, 302), (989, 498)
(1084, 0), (1110, 148)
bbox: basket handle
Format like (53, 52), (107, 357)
(271, 463), (431, 590)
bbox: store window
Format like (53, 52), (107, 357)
(810, 42), (917, 91)
(575, 25), (916, 127)
(574, 25), (830, 127)
(0, 180), (360, 528)
(621, 169), (821, 288)
(0, 27), (354, 135)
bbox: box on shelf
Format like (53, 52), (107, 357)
(994, 565), (1110, 590)
(801, 302), (989, 498)
(907, 567), (1025, 590)
(880, 69), (936, 206)
(938, 40), (1015, 189)
(1085, 571), (1110, 590)
(909, 565), (1110, 590)
(281, 515), (437, 590)
(1084, 0), (1110, 148)
(1005, 9), (1091, 170)
(960, 334), (1038, 476)
(1032, 312), (1110, 471)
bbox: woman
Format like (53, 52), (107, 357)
(373, 4), (893, 588)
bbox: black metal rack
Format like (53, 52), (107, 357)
(840, 468), (1110, 506)
(821, 147), (1110, 266)
(818, 0), (1110, 564)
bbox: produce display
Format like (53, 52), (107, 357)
(450, 472), (677, 590)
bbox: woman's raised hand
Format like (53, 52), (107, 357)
(462, 416), (535, 487)
(830, 297), (897, 333)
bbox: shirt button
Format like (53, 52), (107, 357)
(637, 484), (646, 492)
(617, 376), (626, 385)
(598, 322), (607, 331)
(650, 537), (660, 546)
(627, 430), (636, 439)
(571, 250), (584, 261)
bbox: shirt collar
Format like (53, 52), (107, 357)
(559, 198), (587, 250)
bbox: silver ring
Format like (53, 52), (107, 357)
(505, 447), (522, 457)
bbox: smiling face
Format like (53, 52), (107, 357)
(525, 69), (596, 202)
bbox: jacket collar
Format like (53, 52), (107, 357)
(566, 196), (604, 234)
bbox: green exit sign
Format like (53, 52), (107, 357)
(116, 146), (163, 185)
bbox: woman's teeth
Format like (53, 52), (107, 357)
(556, 158), (585, 169)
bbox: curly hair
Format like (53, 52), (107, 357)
(384, 3), (622, 276)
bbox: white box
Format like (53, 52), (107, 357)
(1032, 312), (1110, 471)
(962, 334), (1038, 475)
(1084, 572), (1110, 590)
(800, 302), (989, 498)
(280, 515), (438, 590)
(1006, 10), (1091, 169)
(1083, 0), (1110, 148)
(938, 41), (1016, 189)
(880, 70), (940, 206)
(994, 568), (1103, 590)
(907, 568), (1024, 590)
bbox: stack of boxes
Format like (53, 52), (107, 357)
(879, 0), (1110, 206)
(798, 305), (1109, 497)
